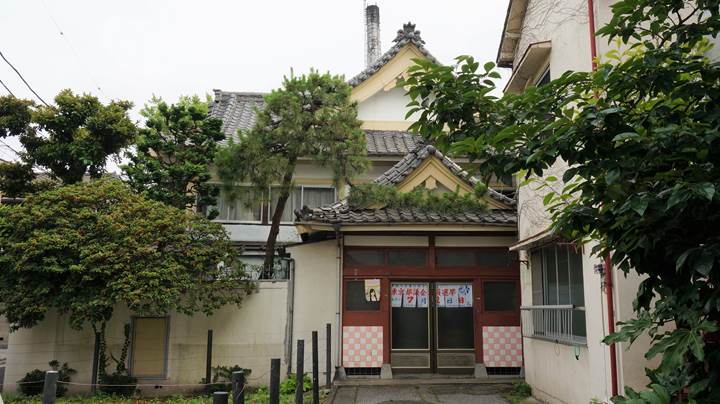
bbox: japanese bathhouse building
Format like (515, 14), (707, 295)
(294, 144), (522, 378)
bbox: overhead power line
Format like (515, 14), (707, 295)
(0, 78), (15, 96)
(0, 50), (49, 106)
(41, 0), (105, 96)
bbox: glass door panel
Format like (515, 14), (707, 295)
(435, 283), (474, 350)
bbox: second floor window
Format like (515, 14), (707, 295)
(215, 185), (335, 223)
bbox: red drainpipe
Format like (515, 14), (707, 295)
(587, 0), (619, 397)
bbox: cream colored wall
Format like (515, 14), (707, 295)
(287, 240), (341, 382)
(357, 87), (416, 123)
(345, 235), (429, 247)
(4, 283), (288, 395)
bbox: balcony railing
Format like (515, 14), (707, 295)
(520, 305), (587, 346)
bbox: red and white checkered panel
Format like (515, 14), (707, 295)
(482, 326), (523, 367)
(342, 326), (383, 368)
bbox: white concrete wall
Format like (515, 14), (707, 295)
(4, 282), (288, 395)
(287, 240), (341, 382)
(357, 87), (416, 123)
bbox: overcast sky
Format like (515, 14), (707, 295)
(0, 0), (510, 163)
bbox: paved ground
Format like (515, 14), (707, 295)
(330, 383), (514, 404)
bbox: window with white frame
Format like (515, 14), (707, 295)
(214, 185), (335, 224)
(530, 244), (586, 339)
(269, 186), (335, 223)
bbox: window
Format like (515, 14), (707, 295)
(130, 317), (169, 378)
(536, 67), (551, 86)
(483, 281), (517, 311)
(215, 186), (263, 222)
(530, 244), (586, 338)
(269, 186), (335, 223)
(344, 249), (428, 268)
(345, 280), (380, 311)
(436, 249), (517, 268)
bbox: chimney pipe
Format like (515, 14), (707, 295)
(365, 4), (381, 67)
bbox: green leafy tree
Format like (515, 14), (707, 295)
(0, 89), (136, 186)
(123, 95), (225, 218)
(400, 0), (720, 401)
(215, 70), (368, 270)
(0, 162), (36, 197)
(0, 179), (254, 374)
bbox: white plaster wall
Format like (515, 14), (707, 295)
(345, 235), (429, 247)
(4, 283), (288, 395)
(287, 240), (341, 382)
(435, 236), (517, 247)
(356, 87), (416, 123)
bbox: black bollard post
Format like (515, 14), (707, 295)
(270, 358), (280, 404)
(42, 370), (58, 404)
(206, 330), (213, 385)
(312, 331), (319, 404)
(232, 370), (244, 404)
(213, 391), (229, 404)
(325, 323), (331, 387)
(295, 339), (304, 404)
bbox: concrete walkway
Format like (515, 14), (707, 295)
(330, 382), (514, 404)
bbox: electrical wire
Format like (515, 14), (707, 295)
(40, 0), (105, 96)
(0, 77), (15, 96)
(0, 50), (49, 106)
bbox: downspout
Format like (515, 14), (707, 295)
(334, 224), (343, 379)
(284, 259), (296, 376)
(587, 0), (619, 396)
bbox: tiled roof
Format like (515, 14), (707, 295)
(298, 200), (517, 226)
(209, 90), (265, 145)
(296, 144), (517, 226)
(348, 23), (440, 87)
(209, 91), (422, 156)
(374, 145), (516, 207)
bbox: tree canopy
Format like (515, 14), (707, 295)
(123, 95), (224, 217)
(0, 178), (254, 332)
(0, 89), (136, 188)
(400, 0), (720, 402)
(215, 70), (368, 269)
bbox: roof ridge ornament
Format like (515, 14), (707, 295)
(394, 22), (425, 45)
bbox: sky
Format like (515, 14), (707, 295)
(0, 0), (511, 164)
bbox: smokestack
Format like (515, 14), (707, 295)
(365, 4), (381, 67)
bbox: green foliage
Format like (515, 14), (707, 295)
(0, 178), (254, 333)
(513, 381), (532, 397)
(18, 361), (76, 397)
(0, 162), (37, 197)
(98, 373), (137, 397)
(201, 365), (252, 394)
(123, 95), (224, 219)
(0, 89), (136, 185)
(401, 0), (720, 401)
(347, 182), (488, 213)
(279, 373), (312, 395)
(215, 70), (368, 269)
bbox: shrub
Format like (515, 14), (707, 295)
(202, 365), (252, 394)
(18, 360), (76, 397)
(98, 372), (137, 397)
(279, 373), (311, 395)
(513, 381), (532, 397)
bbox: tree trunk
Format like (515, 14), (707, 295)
(263, 162), (296, 275)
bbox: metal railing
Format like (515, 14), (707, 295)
(520, 305), (587, 346)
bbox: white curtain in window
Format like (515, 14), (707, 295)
(302, 187), (335, 209)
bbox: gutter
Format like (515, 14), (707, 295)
(586, 0), (619, 396)
(284, 259), (296, 376)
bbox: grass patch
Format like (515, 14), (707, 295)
(502, 381), (532, 404)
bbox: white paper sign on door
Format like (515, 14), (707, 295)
(436, 283), (473, 308)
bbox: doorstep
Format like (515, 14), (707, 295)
(334, 376), (522, 387)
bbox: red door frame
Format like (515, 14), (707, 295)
(341, 236), (521, 367)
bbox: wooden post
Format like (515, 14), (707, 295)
(325, 323), (331, 387)
(213, 391), (229, 404)
(295, 340), (304, 404)
(312, 331), (319, 404)
(206, 330), (213, 385)
(42, 370), (58, 404)
(91, 332), (100, 394)
(232, 370), (244, 404)
(270, 358), (280, 404)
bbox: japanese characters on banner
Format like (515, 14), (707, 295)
(436, 283), (473, 308)
(391, 283), (429, 308)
